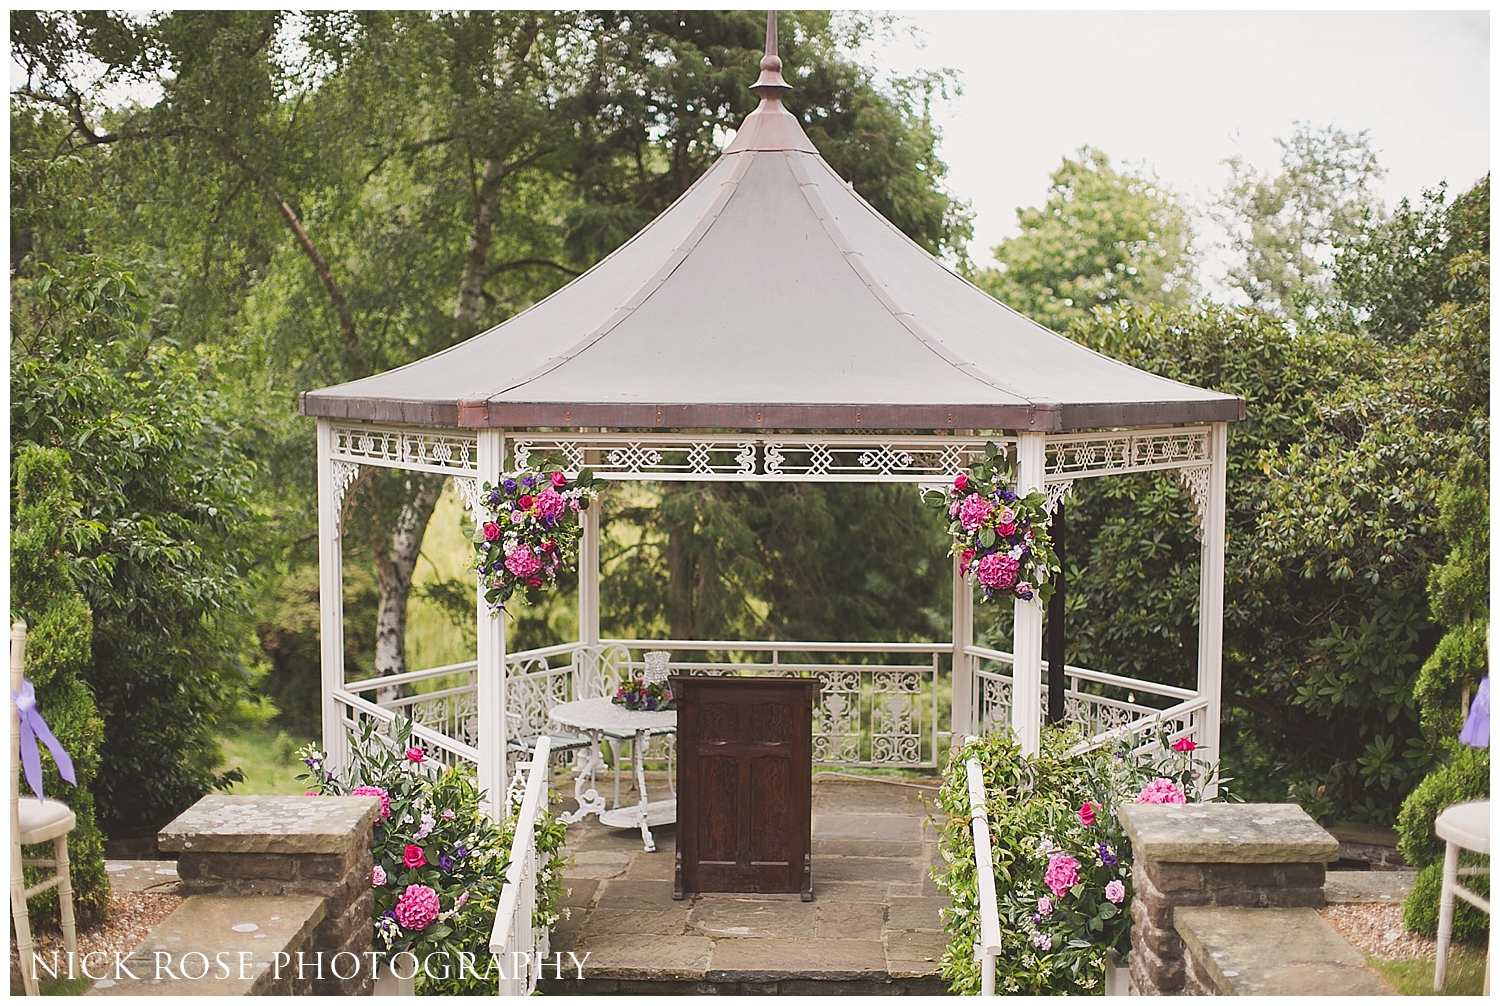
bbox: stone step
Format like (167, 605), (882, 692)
(1174, 906), (1393, 996)
(540, 976), (948, 995)
(86, 894), (325, 996)
(1324, 869), (1417, 905)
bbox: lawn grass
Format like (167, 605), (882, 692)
(1368, 943), (1489, 996)
(217, 724), (309, 795)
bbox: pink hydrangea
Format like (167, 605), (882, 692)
(351, 785), (391, 821)
(504, 547), (542, 578)
(976, 552), (1020, 590)
(957, 494), (993, 532)
(393, 884), (441, 931)
(1105, 879), (1126, 904)
(534, 487), (566, 519)
(1044, 853), (1081, 898)
(1136, 778), (1187, 805)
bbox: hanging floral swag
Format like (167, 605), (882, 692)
(472, 467), (599, 610)
(922, 442), (1059, 604)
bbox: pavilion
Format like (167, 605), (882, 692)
(300, 16), (1243, 811)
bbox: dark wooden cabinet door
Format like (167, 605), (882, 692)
(672, 675), (817, 900)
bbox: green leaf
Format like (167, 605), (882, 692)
(979, 527), (996, 549)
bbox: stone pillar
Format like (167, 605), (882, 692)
(159, 794), (382, 995)
(1116, 802), (1339, 996)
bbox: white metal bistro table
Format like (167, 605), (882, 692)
(549, 697), (676, 852)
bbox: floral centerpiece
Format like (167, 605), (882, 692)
(297, 719), (567, 994)
(922, 442), (1058, 604)
(612, 650), (676, 711)
(472, 466), (599, 610)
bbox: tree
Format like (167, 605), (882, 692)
(1214, 121), (1385, 314)
(11, 257), (260, 837)
(1332, 174), (1490, 344)
(11, 447), (109, 923)
(971, 146), (1194, 331)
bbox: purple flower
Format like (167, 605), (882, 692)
(454, 844), (468, 859)
(1099, 842), (1118, 866)
(1030, 931), (1052, 951)
(439, 854), (454, 872)
(522, 475), (536, 488)
(502, 479), (517, 491)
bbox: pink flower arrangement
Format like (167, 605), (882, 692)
(1136, 777), (1187, 805)
(393, 884), (440, 931)
(1044, 852), (1081, 898)
(474, 467), (599, 610)
(1105, 879), (1126, 904)
(924, 445), (1058, 605)
(372, 865), (387, 887)
(351, 785), (391, 821)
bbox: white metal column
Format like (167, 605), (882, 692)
(1197, 422), (1228, 797)
(951, 554), (975, 740)
(1011, 432), (1046, 755)
(476, 428), (508, 816)
(315, 419), (349, 774)
(578, 506), (601, 648)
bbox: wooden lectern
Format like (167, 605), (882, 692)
(671, 674), (818, 901)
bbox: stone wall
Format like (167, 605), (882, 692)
(158, 794), (381, 995)
(1116, 802), (1339, 996)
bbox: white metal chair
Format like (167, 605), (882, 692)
(1434, 799), (1490, 992)
(10, 621), (79, 997)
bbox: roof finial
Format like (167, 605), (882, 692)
(751, 10), (790, 98)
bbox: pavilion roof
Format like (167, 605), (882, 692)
(301, 32), (1242, 434)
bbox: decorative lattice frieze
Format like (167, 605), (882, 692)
(1045, 428), (1209, 480)
(330, 424), (479, 475)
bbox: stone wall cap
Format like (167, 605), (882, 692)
(1174, 906), (1393, 996)
(1117, 802), (1340, 864)
(158, 794), (382, 855)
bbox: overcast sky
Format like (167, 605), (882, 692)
(864, 11), (1490, 291)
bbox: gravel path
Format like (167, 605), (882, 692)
(10, 889), (182, 991)
(1319, 901), (1435, 961)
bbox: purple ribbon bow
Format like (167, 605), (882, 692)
(1459, 675), (1489, 749)
(12, 678), (76, 801)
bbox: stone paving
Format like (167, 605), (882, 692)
(545, 773), (953, 993)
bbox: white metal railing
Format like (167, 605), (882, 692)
(964, 645), (1203, 756)
(331, 686), (480, 767)
(490, 735), (551, 996)
(966, 753), (1003, 996)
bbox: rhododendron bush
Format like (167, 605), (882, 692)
(298, 719), (568, 994)
(934, 726), (1225, 994)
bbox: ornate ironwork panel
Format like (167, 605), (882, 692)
(1044, 427), (1209, 481)
(330, 424), (479, 475)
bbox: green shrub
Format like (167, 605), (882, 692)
(11, 446), (109, 925)
(1396, 744), (1489, 870)
(300, 719), (568, 994)
(1405, 858), (1490, 943)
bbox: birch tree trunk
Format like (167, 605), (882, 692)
(370, 473), (448, 701)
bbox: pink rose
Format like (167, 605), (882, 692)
(957, 494), (993, 532)
(1105, 879), (1126, 904)
(1078, 802), (1097, 827)
(482, 521), (501, 542)
(996, 507), (1017, 536)
(551, 471), (567, 487)
(953, 473), (969, 492)
(1044, 853), (1081, 898)
(504, 547), (542, 578)
(1172, 737), (1197, 752)
(509, 509), (526, 524)
(440, 809), (455, 820)
(405, 746), (426, 763)
(517, 494), (534, 511)
(1014, 581), (1035, 600)
(393, 884), (441, 931)
(372, 865), (387, 887)
(1136, 778), (1187, 805)
(403, 844), (427, 870)
(976, 552), (1020, 590)
(1037, 895), (1053, 916)
(960, 548), (975, 566)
